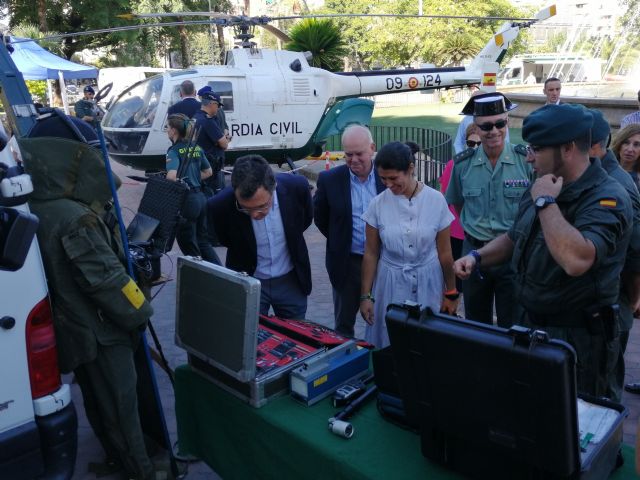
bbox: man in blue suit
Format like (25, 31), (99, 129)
(314, 125), (385, 336)
(208, 155), (313, 319)
(168, 80), (201, 118)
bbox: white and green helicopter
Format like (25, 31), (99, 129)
(94, 6), (556, 171)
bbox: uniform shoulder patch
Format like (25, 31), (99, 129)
(599, 198), (617, 208)
(453, 148), (475, 164)
(514, 144), (528, 156)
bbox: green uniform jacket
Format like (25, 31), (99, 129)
(601, 149), (640, 331)
(21, 138), (153, 373)
(445, 144), (531, 241)
(508, 158), (632, 316)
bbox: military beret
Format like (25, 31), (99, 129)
(522, 104), (593, 147)
(460, 92), (518, 116)
(588, 108), (610, 144)
(83, 85), (95, 94)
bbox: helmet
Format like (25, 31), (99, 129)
(28, 108), (100, 148)
(83, 85), (95, 94)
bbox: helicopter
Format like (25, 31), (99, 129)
(96, 6), (556, 172)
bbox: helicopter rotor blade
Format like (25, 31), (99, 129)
(7, 19), (232, 43)
(269, 13), (539, 22)
(260, 24), (291, 43)
(119, 11), (539, 23)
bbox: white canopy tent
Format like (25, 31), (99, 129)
(8, 36), (98, 113)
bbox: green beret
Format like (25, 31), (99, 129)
(522, 104), (593, 146)
(588, 108), (610, 144)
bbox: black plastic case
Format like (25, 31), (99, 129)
(385, 303), (627, 480)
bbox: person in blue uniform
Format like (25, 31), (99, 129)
(74, 85), (99, 127)
(166, 113), (220, 264)
(445, 92), (531, 327)
(454, 104), (632, 397)
(193, 90), (229, 196)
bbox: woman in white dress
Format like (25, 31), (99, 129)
(359, 141), (459, 348)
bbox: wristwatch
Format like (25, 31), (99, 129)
(534, 195), (556, 211)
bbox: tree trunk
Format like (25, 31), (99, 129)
(178, 23), (190, 67)
(216, 25), (225, 64)
(37, 0), (47, 32)
(52, 80), (62, 107)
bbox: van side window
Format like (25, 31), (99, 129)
(208, 81), (233, 112)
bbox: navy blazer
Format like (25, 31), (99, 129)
(167, 98), (201, 118)
(313, 164), (385, 289)
(208, 173), (313, 295)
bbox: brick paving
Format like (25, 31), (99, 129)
(70, 161), (640, 479)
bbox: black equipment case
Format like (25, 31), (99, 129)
(385, 303), (627, 480)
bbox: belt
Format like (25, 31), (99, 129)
(526, 311), (585, 328)
(190, 186), (202, 193)
(465, 234), (490, 248)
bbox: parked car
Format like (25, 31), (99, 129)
(0, 136), (78, 479)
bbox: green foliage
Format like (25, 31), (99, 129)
(25, 80), (47, 103)
(286, 19), (348, 71)
(4, 0), (137, 59)
(320, 0), (528, 69)
(11, 23), (64, 55)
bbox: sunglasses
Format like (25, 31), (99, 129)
(466, 140), (482, 148)
(476, 119), (508, 132)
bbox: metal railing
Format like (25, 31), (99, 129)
(325, 125), (452, 188)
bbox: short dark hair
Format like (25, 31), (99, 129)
(572, 132), (591, 154)
(180, 80), (195, 96)
(544, 77), (561, 87)
(231, 155), (276, 199)
(375, 141), (413, 172)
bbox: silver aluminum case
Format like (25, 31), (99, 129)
(175, 256), (260, 382)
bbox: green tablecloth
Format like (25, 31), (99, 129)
(175, 365), (638, 480)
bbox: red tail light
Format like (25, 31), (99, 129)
(26, 297), (61, 399)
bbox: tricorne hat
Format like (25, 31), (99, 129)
(460, 92), (518, 116)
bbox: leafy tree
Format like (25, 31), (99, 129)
(434, 33), (482, 67)
(10, 22), (63, 55)
(286, 18), (347, 71)
(4, 0), (137, 60)
(320, 0), (528, 69)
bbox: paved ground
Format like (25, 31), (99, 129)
(70, 160), (640, 479)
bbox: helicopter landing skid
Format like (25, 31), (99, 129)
(285, 157), (298, 174)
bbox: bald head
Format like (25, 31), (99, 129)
(342, 125), (375, 181)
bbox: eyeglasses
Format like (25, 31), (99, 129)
(466, 140), (482, 148)
(476, 119), (508, 132)
(235, 197), (272, 215)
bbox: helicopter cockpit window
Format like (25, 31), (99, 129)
(102, 75), (163, 129)
(207, 81), (234, 112)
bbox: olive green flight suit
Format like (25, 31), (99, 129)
(508, 158), (632, 397)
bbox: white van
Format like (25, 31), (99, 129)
(0, 136), (77, 479)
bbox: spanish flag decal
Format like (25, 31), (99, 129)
(483, 73), (497, 86)
(600, 199), (617, 208)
